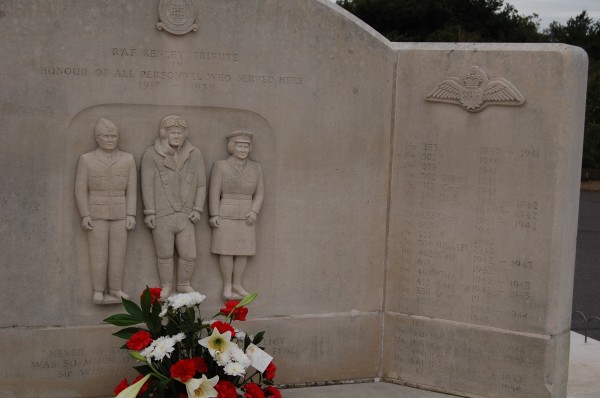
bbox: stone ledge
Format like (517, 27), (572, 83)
(281, 332), (598, 398)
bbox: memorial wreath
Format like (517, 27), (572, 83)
(104, 288), (280, 398)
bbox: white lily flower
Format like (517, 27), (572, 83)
(115, 374), (151, 398)
(198, 329), (232, 358)
(185, 374), (219, 398)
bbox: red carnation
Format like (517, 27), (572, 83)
(264, 386), (281, 398)
(126, 330), (153, 351)
(264, 361), (276, 380)
(220, 300), (248, 321)
(149, 287), (162, 304)
(141, 287), (162, 304)
(113, 378), (129, 395)
(132, 374), (151, 394)
(211, 320), (236, 337)
(215, 380), (238, 398)
(192, 357), (208, 373)
(243, 382), (265, 398)
(170, 359), (197, 382)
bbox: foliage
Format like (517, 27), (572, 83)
(104, 288), (279, 398)
(336, 0), (543, 42)
(337, 1), (600, 169)
(545, 11), (600, 168)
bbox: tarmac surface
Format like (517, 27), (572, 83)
(572, 190), (600, 340)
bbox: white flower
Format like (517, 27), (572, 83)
(140, 334), (182, 361)
(234, 328), (246, 340)
(230, 346), (251, 367)
(140, 345), (153, 360)
(167, 292), (206, 310)
(151, 336), (177, 361)
(173, 332), (186, 343)
(185, 374), (219, 398)
(198, 329), (232, 358)
(159, 303), (169, 317)
(214, 348), (231, 367)
(224, 361), (246, 377)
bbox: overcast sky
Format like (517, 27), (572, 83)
(506, 0), (600, 29)
(329, 0), (600, 30)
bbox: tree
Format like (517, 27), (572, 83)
(546, 12), (600, 168)
(336, 0), (543, 42)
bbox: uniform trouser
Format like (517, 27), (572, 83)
(152, 212), (197, 261)
(87, 219), (127, 293)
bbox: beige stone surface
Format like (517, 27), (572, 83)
(0, 0), (392, 395)
(383, 43), (587, 397)
(283, 382), (457, 397)
(387, 43), (587, 335)
(0, 326), (138, 398)
(383, 315), (570, 398)
(0, 314), (381, 397)
(0, 0), (393, 326)
(0, 1), (587, 397)
(277, 332), (600, 398)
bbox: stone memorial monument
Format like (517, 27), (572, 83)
(0, 1), (587, 397)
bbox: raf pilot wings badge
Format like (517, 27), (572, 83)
(425, 66), (525, 112)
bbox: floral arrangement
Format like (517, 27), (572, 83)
(104, 287), (280, 398)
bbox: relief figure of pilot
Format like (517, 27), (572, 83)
(141, 115), (206, 301)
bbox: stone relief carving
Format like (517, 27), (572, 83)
(156, 0), (198, 35)
(75, 118), (137, 305)
(209, 131), (264, 300)
(425, 66), (525, 112)
(142, 115), (206, 301)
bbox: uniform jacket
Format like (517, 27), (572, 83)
(209, 156), (264, 220)
(75, 149), (136, 220)
(141, 139), (206, 218)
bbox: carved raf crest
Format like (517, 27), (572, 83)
(425, 66), (525, 112)
(156, 0), (198, 35)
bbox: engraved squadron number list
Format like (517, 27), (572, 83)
(395, 140), (546, 330)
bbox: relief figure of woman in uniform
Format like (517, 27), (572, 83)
(209, 131), (264, 300)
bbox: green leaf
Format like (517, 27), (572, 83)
(134, 365), (152, 374)
(103, 314), (143, 326)
(157, 379), (171, 398)
(149, 300), (162, 335)
(138, 379), (158, 398)
(122, 298), (144, 321)
(252, 331), (265, 345)
(129, 351), (147, 362)
(140, 287), (152, 315)
(113, 327), (143, 340)
(244, 334), (252, 350)
(237, 292), (258, 308)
